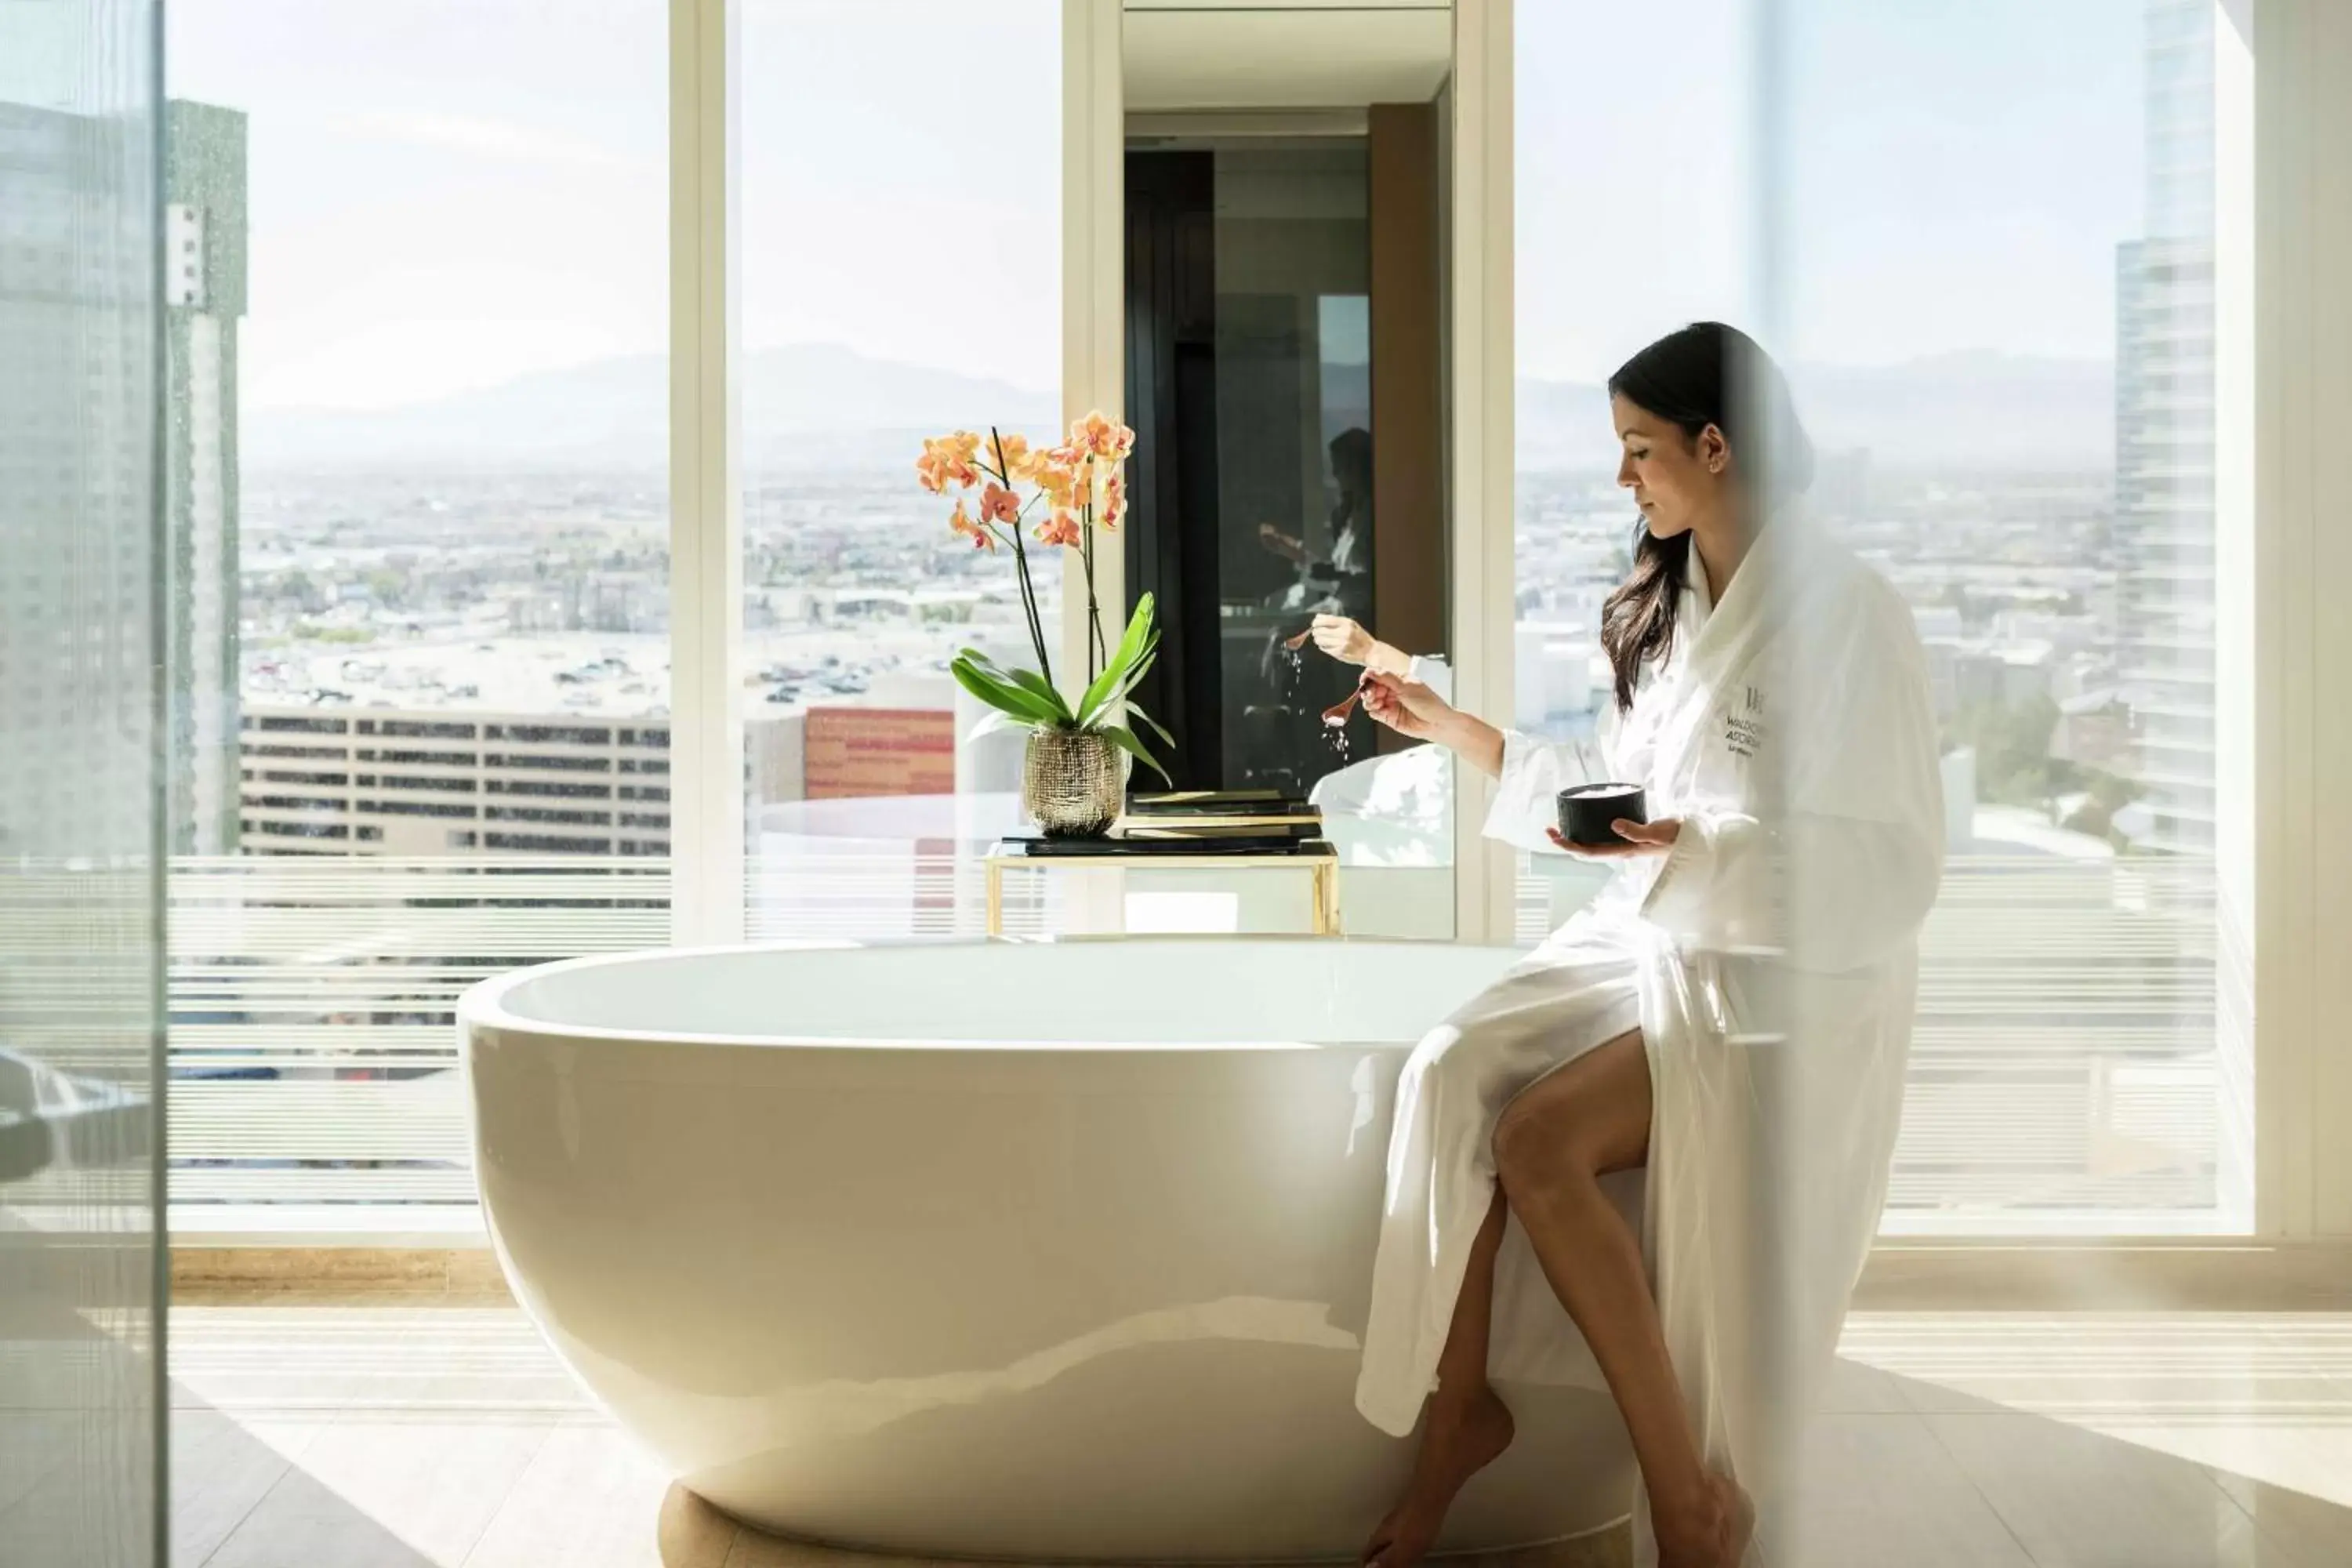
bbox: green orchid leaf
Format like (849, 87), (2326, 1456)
(1001, 664), (1076, 725)
(1122, 699), (1177, 753)
(1079, 641), (1164, 728)
(1116, 593), (1158, 671)
(961, 649), (1075, 726)
(1077, 596), (1159, 724)
(1082, 636), (1162, 725)
(1098, 723), (1171, 786)
(963, 707), (1025, 743)
(949, 658), (1058, 727)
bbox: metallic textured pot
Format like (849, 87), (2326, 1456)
(1022, 728), (1126, 837)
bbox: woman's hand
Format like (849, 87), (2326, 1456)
(1359, 670), (1454, 742)
(1310, 614), (1414, 677)
(1309, 614), (1375, 665)
(1547, 818), (1682, 859)
(1258, 523), (1308, 564)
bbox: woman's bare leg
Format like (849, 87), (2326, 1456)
(1361, 1190), (1515, 1568)
(1492, 1031), (1750, 1568)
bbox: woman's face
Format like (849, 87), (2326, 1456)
(1611, 392), (1730, 539)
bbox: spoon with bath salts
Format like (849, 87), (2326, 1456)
(1321, 676), (1369, 728)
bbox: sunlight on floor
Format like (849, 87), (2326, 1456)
(162, 1302), (2352, 1568)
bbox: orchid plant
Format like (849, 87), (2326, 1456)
(916, 412), (1171, 782)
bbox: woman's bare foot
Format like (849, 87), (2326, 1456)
(1362, 1386), (1516, 1568)
(1654, 1472), (1755, 1568)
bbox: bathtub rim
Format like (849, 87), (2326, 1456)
(456, 933), (1519, 1056)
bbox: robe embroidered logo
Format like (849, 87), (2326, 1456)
(1723, 685), (1766, 759)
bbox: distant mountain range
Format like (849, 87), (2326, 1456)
(1519, 351), (2115, 470)
(243, 343), (1061, 470)
(245, 342), (2114, 471)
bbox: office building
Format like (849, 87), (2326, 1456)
(2113, 0), (2218, 853)
(165, 99), (249, 853)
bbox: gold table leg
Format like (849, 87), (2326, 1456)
(985, 860), (1004, 938)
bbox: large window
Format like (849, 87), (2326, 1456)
(164, 0), (670, 1221)
(1515, 0), (2245, 1233)
(153, 0), (2263, 1238)
(739, 0), (1062, 940)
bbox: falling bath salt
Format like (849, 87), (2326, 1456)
(1316, 676), (1367, 763)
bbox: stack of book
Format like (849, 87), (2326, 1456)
(1000, 790), (1332, 857)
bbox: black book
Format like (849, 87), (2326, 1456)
(1127, 789), (1316, 819)
(1000, 829), (1334, 858)
(1119, 818), (1323, 844)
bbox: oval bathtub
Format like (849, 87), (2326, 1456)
(459, 939), (1635, 1563)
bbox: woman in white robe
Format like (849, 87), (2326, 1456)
(1351, 323), (1944, 1568)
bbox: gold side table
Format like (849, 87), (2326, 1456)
(984, 845), (1341, 938)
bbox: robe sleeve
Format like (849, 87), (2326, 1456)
(1480, 730), (1606, 855)
(1639, 577), (1944, 972)
(1406, 654), (1454, 703)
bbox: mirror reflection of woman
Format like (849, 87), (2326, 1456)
(1251, 429), (1381, 789)
(1347, 324), (1944, 1568)
(1261, 426), (1374, 623)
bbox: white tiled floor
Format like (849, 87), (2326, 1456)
(160, 1303), (2352, 1567)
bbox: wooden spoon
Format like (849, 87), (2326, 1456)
(1321, 679), (1367, 728)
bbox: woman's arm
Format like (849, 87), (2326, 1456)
(1359, 672), (1506, 776)
(1362, 673), (1618, 861)
(1436, 707), (1508, 778)
(1308, 615), (1414, 680)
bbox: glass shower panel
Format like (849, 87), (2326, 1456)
(0, 0), (169, 1563)
(1764, 0), (2245, 1234)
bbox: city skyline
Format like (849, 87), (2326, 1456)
(223, 334), (2125, 473)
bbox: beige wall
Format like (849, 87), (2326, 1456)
(1370, 99), (1448, 705)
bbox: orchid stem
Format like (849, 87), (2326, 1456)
(1082, 518), (1100, 687)
(990, 425), (1056, 696)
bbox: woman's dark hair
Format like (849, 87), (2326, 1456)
(1598, 321), (1814, 712)
(1328, 426), (1373, 493)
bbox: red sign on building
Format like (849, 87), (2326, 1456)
(802, 707), (955, 800)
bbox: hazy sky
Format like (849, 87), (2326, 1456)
(1515, 0), (2146, 380)
(165, 0), (2156, 413)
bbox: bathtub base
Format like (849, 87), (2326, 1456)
(662, 1345), (1631, 1563)
(662, 1483), (1635, 1568)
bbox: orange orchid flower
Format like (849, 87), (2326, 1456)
(916, 431), (984, 494)
(1032, 455), (1077, 510)
(949, 497), (995, 550)
(1070, 411), (1134, 462)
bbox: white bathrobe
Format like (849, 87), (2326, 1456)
(1353, 518), (1944, 1561)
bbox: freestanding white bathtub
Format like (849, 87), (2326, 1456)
(459, 939), (1635, 1563)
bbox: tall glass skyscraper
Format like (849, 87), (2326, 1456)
(164, 98), (245, 854)
(2115, 0), (2218, 854)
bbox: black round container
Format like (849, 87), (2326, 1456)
(1556, 782), (1648, 847)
